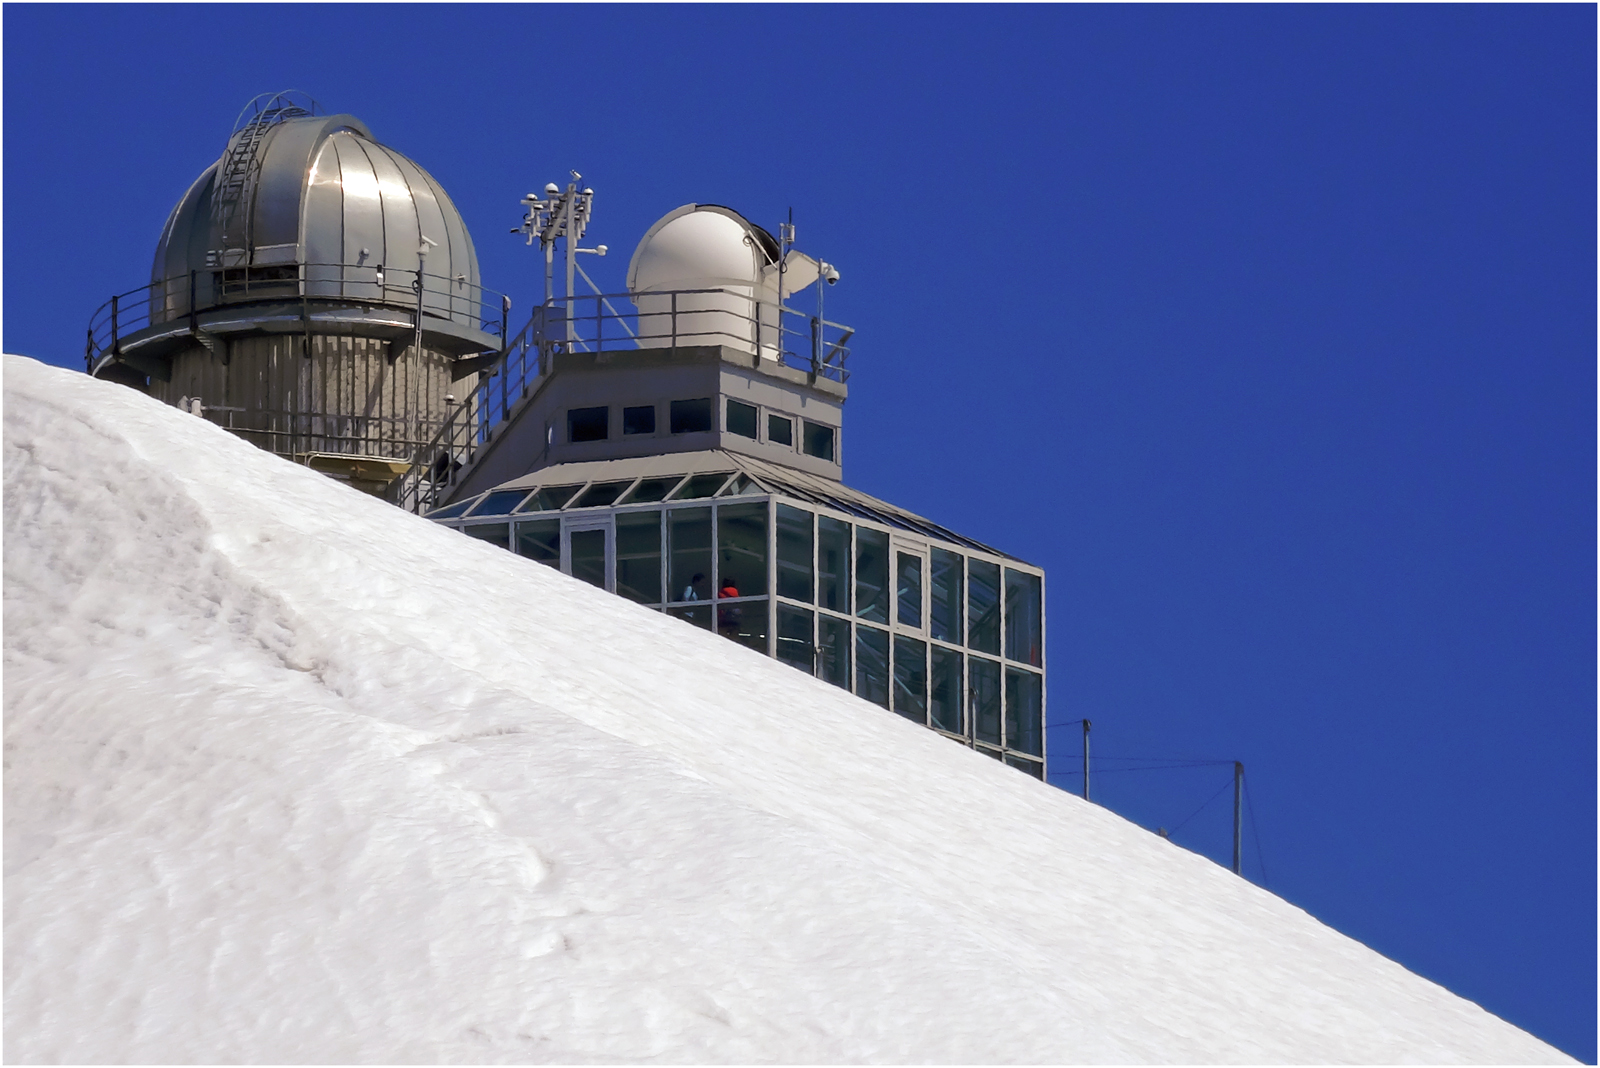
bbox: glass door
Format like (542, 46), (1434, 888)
(889, 537), (930, 723)
(563, 516), (613, 591)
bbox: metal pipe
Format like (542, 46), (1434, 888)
(1233, 761), (1244, 875)
(1082, 719), (1091, 801)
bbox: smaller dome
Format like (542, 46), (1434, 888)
(627, 205), (778, 296)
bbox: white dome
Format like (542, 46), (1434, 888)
(626, 205), (776, 295)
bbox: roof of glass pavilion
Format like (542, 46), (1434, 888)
(428, 449), (1028, 563)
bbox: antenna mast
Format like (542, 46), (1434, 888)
(516, 174), (602, 345)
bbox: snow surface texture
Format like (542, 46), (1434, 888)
(3, 354), (1568, 1065)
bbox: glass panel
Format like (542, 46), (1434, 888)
(979, 745), (1004, 762)
(719, 597), (767, 654)
(855, 527), (889, 624)
(892, 635), (927, 724)
(1005, 569), (1043, 667)
(802, 420), (835, 461)
(573, 480), (633, 508)
(718, 473), (761, 496)
(519, 484), (582, 512)
(620, 477), (681, 504)
(727, 399), (758, 439)
(466, 489), (528, 516)
(971, 656), (1001, 744)
(716, 502), (767, 598)
(514, 519), (560, 566)
(818, 614), (850, 690)
(569, 528), (606, 588)
(855, 626), (889, 708)
(670, 398), (712, 433)
(427, 500), (472, 519)
(616, 510), (662, 605)
(1005, 754), (1045, 780)
(568, 406), (608, 442)
(668, 507), (712, 603)
(622, 405), (656, 435)
(930, 548), (963, 644)
(897, 552), (923, 628)
(1005, 668), (1043, 756)
(670, 472), (732, 500)
(930, 646), (963, 734)
(667, 604), (711, 630)
(818, 517), (851, 614)
(776, 604), (815, 672)
(776, 505), (814, 603)
(969, 559), (1002, 655)
(463, 523), (510, 550)
(767, 414), (793, 446)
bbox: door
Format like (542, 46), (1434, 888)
(563, 517), (613, 591)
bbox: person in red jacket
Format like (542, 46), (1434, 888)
(717, 581), (741, 636)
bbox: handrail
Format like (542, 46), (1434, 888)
(392, 288), (855, 515)
(86, 262), (509, 372)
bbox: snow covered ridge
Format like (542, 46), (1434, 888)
(2, 354), (1568, 1064)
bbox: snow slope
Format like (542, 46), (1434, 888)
(3, 354), (1569, 1064)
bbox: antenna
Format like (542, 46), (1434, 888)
(514, 174), (600, 346)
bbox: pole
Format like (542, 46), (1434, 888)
(565, 184), (577, 344)
(1082, 719), (1091, 801)
(1233, 761), (1244, 875)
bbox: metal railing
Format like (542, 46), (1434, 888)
(86, 262), (509, 371)
(392, 288), (855, 515)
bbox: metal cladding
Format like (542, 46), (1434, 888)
(150, 112), (480, 329)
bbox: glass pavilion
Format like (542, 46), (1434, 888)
(430, 451), (1046, 778)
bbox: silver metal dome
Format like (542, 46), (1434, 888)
(148, 103), (482, 334)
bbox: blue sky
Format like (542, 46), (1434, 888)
(5, 4), (1593, 1059)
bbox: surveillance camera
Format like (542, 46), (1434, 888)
(821, 262), (841, 285)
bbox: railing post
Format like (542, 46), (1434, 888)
(110, 295), (120, 355)
(85, 327), (94, 372)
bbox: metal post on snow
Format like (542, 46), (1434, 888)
(1082, 719), (1092, 801)
(1233, 761), (1244, 875)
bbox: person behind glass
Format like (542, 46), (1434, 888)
(717, 580), (741, 635)
(681, 572), (706, 602)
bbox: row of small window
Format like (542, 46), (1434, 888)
(457, 499), (1043, 667)
(567, 398), (837, 461)
(433, 470), (758, 521)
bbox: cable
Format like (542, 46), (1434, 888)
(1169, 774), (1236, 838)
(1244, 776), (1270, 888)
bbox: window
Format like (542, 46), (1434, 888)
(776, 505), (814, 603)
(520, 484), (582, 511)
(619, 477), (680, 504)
(1005, 755), (1045, 780)
(1005, 569), (1043, 666)
(670, 398), (712, 434)
(616, 511), (662, 605)
(767, 414), (793, 447)
(727, 399), (758, 439)
(855, 527), (889, 623)
(573, 480), (631, 508)
(669, 508), (712, 603)
(776, 605), (815, 672)
(568, 406), (608, 443)
(968, 558), (1002, 655)
(464, 523), (510, 550)
(514, 519), (560, 566)
(897, 553), (923, 629)
(819, 615), (850, 690)
(716, 502), (768, 598)
(856, 626), (890, 708)
(929, 548), (963, 644)
(569, 528), (606, 588)
(467, 489), (529, 516)
(669, 472), (732, 500)
(1005, 668), (1043, 756)
(818, 517), (851, 614)
(623, 405), (656, 435)
(802, 420), (835, 461)
(930, 646), (963, 734)
(893, 635), (927, 724)
(970, 657), (1001, 744)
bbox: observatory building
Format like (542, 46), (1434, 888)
(86, 93), (507, 493)
(419, 199), (1048, 778)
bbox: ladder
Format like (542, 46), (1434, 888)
(208, 95), (312, 269)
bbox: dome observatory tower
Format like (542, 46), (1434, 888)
(419, 194), (1048, 779)
(87, 93), (507, 494)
